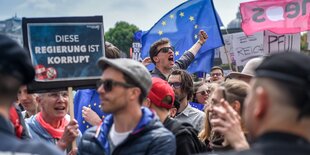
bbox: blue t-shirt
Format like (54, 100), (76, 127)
(189, 102), (205, 111)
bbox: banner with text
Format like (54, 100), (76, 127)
(240, 0), (310, 35)
(22, 16), (105, 92)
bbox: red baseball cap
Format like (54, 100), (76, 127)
(148, 78), (175, 109)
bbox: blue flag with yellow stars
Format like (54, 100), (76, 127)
(140, 0), (223, 73)
(74, 89), (107, 133)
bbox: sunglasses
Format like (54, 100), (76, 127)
(168, 82), (182, 89)
(96, 79), (134, 92)
(154, 46), (175, 56)
(198, 89), (211, 96)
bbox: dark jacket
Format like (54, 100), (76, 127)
(210, 132), (310, 155)
(78, 107), (176, 155)
(0, 115), (64, 155)
(151, 51), (195, 80)
(163, 117), (206, 155)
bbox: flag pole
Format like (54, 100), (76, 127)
(223, 27), (235, 72)
(68, 87), (76, 149)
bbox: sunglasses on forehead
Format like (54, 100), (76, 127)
(96, 79), (134, 92)
(154, 46), (175, 56)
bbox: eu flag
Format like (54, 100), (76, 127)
(74, 89), (107, 134)
(141, 0), (224, 73)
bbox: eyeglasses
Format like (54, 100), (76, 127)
(211, 73), (222, 77)
(168, 82), (182, 89)
(96, 79), (134, 92)
(154, 46), (175, 56)
(198, 89), (211, 96)
(46, 91), (68, 98)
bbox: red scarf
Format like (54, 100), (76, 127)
(36, 112), (69, 139)
(9, 106), (23, 139)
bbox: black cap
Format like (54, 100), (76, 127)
(255, 52), (310, 118)
(0, 35), (35, 84)
(255, 52), (310, 87)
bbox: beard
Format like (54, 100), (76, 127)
(175, 93), (187, 102)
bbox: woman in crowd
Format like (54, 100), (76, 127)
(198, 79), (250, 152)
(190, 81), (217, 111)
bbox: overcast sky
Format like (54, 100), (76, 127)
(0, 0), (253, 31)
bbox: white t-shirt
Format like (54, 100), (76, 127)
(109, 124), (131, 146)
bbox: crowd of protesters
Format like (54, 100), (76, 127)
(1, 29), (310, 155)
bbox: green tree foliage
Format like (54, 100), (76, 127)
(105, 21), (139, 57)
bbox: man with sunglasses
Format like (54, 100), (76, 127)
(149, 30), (208, 81)
(78, 58), (176, 155)
(168, 69), (205, 132)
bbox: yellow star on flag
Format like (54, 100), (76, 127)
(86, 125), (89, 128)
(94, 103), (97, 106)
(99, 105), (101, 108)
(179, 12), (184, 17)
(194, 34), (198, 39)
(158, 30), (163, 35)
(83, 120), (85, 124)
(161, 21), (167, 26)
(169, 14), (174, 19)
(194, 25), (198, 29)
(189, 16), (194, 21)
(88, 104), (91, 107)
(175, 51), (179, 56)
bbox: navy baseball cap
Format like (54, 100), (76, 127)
(0, 35), (35, 84)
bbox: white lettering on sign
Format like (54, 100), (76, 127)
(55, 35), (79, 42)
(47, 56), (90, 64)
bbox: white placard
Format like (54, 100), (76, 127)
(264, 31), (300, 54)
(232, 32), (264, 66)
(214, 34), (234, 64)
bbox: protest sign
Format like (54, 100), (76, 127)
(22, 16), (105, 92)
(232, 32), (264, 66)
(263, 30), (300, 54)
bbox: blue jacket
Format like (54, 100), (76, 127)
(78, 107), (176, 155)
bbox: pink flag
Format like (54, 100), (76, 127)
(240, 0), (310, 35)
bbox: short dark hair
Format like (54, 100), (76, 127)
(149, 38), (170, 64)
(105, 42), (121, 59)
(0, 75), (21, 106)
(255, 78), (310, 119)
(169, 69), (194, 100)
(211, 66), (224, 75)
